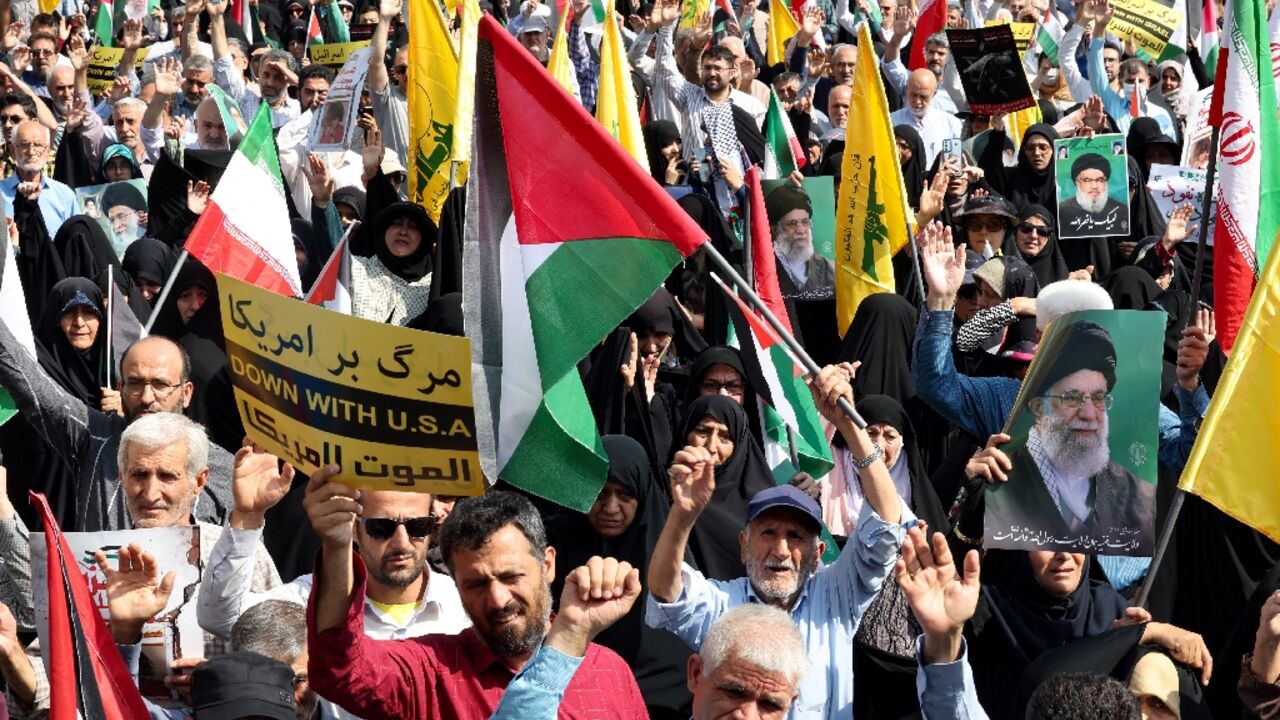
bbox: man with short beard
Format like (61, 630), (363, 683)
(0, 119), (76, 234)
(1057, 152), (1128, 237)
(646, 365), (911, 720)
(984, 321), (1156, 553)
(197, 444), (469, 720)
(208, 0), (300, 129)
(306, 487), (648, 718)
(766, 185), (835, 298)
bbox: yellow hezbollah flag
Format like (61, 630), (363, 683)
(834, 23), (910, 337)
(595, 10), (648, 172)
(451, 0), (482, 163)
(1178, 231), (1280, 542)
(766, 0), (799, 66)
(680, 0), (710, 28)
(1006, 102), (1043, 151)
(547, 7), (579, 100)
(408, 0), (464, 221)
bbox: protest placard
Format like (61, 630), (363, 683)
(948, 25), (1036, 115)
(307, 40), (372, 69)
(32, 527), (201, 700)
(984, 19), (1036, 54)
(1148, 163), (1216, 245)
(218, 273), (482, 495)
(985, 310), (1164, 555)
(1181, 86), (1215, 170)
(763, 175), (836, 263)
(86, 46), (148, 95)
(1053, 133), (1131, 239)
(75, 179), (148, 259)
(1107, 0), (1184, 61)
(309, 46), (372, 153)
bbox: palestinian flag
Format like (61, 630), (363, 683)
(1035, 12), (1063, 64)
(0, 237), (35, 426)
(1200, 0), (1220, 76)
(762, 88), (803, 179)
(305, 233), (353, 314)
(93, 0), (113, 47)
(183, 107), (303, 298)
(307, 7), (325, 45)
(463, 16), (708, 511)
(33, 492), (151, 720)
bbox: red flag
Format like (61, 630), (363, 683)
(1129, 82), (1141, 118)
(34, 492), (150, 720)
(745, 167), (794, 335)
(908, 0), (948, 71)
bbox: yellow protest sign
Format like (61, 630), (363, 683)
(87, 47), (149, 96)
(217, 273), (483, 495)
(1107, 0), (1183, 61)
(985, 20), (1036, 54)
(307, 41), (372, 68)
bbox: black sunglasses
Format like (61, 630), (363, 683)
(1018, 222), (1052, 237)
(361, 516), (437, 540)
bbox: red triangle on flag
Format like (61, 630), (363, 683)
(480, 16), (706, 256)
(746, 167), (795, 336)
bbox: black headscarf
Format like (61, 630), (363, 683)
(1007, 204), (1069, 287)
(371, 202), (434, 282)
(681, 345), (748, 407)
(854, 395), (948, 533)
(547, 435), (693, 717)
(121, 238), (175, 293)
(35, 278), (108, 406)
(292, 217), (323, 293)
(1104, 265), (1161, 310)
(1003, 123), (1060, 213)
(836, 293), (918, 404)
(51, 215), (152, 323)
(676, 395), (774, 581)
(895, 125), (926, 210)
(624, 287), (707, 367)
(407, 292), (464, 335)
(1126, 156), (1167, 247)
(643, 120), (682, 186)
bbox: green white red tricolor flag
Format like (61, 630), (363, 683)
(463, 15), (708, 511)
(763, 89), (804, 179)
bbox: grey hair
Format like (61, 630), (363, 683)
(226, 37), (248, 56)
(113, 96), (147, 113)
(829, 42), (855, 59)
(232, 600), (307, 664)
(117, 412), (210, 481)
(170, 6), (187, 19)
(700, 605), (806, 687)
(183, 54), (213, 75)
(262, 49), (298, 73)
(926, 31), (949, 49)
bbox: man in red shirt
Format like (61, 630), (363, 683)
(304, 466), (649, 719)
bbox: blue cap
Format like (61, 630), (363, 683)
(746, 486), (823, 530)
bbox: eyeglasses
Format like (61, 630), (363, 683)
(965, 218), (1007, 232)
(1044, 391), (1113, 411)
(700, 379), (745, 395)
(780, 218), (811, 230)
(0, 114), (25, 124)
(1018, 222), (1052, 237)
(701, 64), (733, 74)
(361, 516), (436, 540)
(122, 378), (183, 399)
(30, 48), (55, 57)
(14, 141), (47, 152)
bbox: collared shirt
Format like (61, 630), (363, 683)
(889, 105), (964, 169)
(644, 502), (917, 720)
(198, 526), (468, 720)
(1087, 39), (1175, 136)
(212, 55), (300, 130)
(488, 644), (582, 720)
(915, 637), (989, 720)
(883, 58), (960, 115)
(0, 173), (77, 237)
(308, 553), (649, 720)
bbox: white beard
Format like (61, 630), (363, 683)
(1038, 412), (1110, 478)
(1075, 191), (1108, 214)
(777, 235), (814, 265)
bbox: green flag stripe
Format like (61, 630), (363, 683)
(524, 237), (682, 392)
(503, 372), (607, 512)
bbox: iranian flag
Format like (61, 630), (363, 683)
(762, 88), (804, 179)
(305, 234), (352, 314)
(1212, 0), (1280, 353)
(1269, 0), (1280, 98)
(463, 16), (708, 510)
(908, 0), (947, 71)
(183, 107), (302, 298)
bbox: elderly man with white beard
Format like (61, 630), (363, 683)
(983, 320), (1156, 554)
(766, 185), (835, 299)
(1058, 152), (1129, 237)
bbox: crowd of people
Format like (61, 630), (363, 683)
(0, 0), (1271, 716)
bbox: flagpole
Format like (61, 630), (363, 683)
(702, 242), (869, 429)
(1133, 122), (1222, 611)
(142, 249), (189, 335)
(105, 264), (113, 389)
(906, 220), (927, 304)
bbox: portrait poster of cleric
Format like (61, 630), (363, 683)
(984, 310), (1164, 555)
(1053, 134), (1131, 240)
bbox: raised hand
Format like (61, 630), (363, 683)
(166, 115), (189, 141)
(66, 34), (89, 71)
(379, 0), (401, 18)
(897, 526), (981, 664)
(806, 362), (858, 426)
(1252, 591), (1280, 684)
(107, 75), (132, 103)
(184, 0), (207, 18)
(692, 9), (713, 46)
(95, 543), (176, 644)
(918, 220), (964, 306)
(800, 4), (826, 37)
(302, 464), (361, 550)
(361, 125), (384, 179)
(153, 57), (182, 96)
(658, 0), (681, 27)
(916, 171), (948, 224)
(206, 0), (228, 18)
(99, 386), (123, 415)
(9, 45), (30, 74)
(231, 439), (295, 528)
(1142, 622), (1212, 685)
(668, 446), (716, 516)
(120, 18), (144, 51)
(1162, 204), (1198, 248)
(306, 153), (335, 206)
(186, 180), (211, 215)
(547, 556), (642, 656)
(2, 22), (24, 53)
(1175, 308), (1214, 392)
(965, 433), (1013, 483)
(64, 97), (88, 131)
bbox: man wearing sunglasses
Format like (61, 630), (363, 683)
(197, 444), (468, 720)
(982, 320), (1155, 554)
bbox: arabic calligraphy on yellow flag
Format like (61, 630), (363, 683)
(834, 23), (910, 337)
(408, 0), (467, 223)
(596, 10), (648, 172)
(217, 273), (483, 495)
(1177, 234), (1280, 543)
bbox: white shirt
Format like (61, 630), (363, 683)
(889, 104), (963, 168)
(196, 526), (471, 720)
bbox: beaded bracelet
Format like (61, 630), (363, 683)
(851, 443), (883, 470)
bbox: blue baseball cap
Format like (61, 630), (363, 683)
(746, 486), (823, 531)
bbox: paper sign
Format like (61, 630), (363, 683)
(1147, 163), (1216, 245)
(1107, 0), (1184, 61)
(307, 40), (372, 68)
(309, 46), (372, 153)
(1053, 133), (1132, 239)
(948, 26), (1037, 115)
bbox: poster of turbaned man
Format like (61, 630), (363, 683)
(984, 310), (1165, 555)
(1053, 134), (1131, 240)
(75, 179), (148, 260)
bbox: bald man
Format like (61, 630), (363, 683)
(821, 85), (852, 141)
(0, 119), (76, 234)
(719, 37), (770, 106)
(191, 97), (230, 150)
(889, 69), (962, 166)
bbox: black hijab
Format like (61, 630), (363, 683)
(677, 395), (774, 581)
(407, 292), (464, 335)
(371, 202), (434, 282)
(1008, 123), (1061, 213)
(1007, 204), (1070, 287)
(121, 238), (175, 294)
(836, 293), (918, 404)
(546, 435), (694, 717)
(853, 395), (948, 533)
(681, 345), (749, 407)
(895, 125), (926, 210)
(35, 278), (108, 406)
(624, 287), (707, 367)
(643, 120), (682, 186)
(1126, 156), (1167, 247)
(52, 215), (151, 321)
(1104, 265), (1161, 310)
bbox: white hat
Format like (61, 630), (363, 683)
(1036, 280), (1113, 331)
